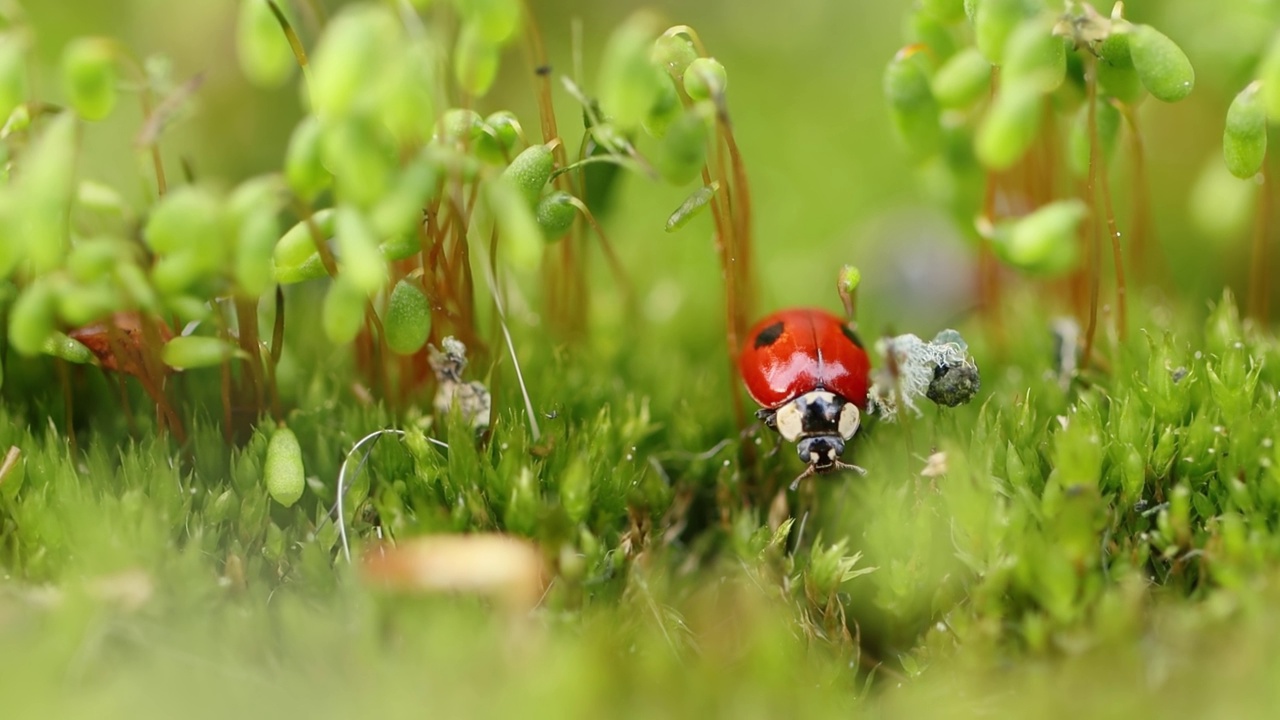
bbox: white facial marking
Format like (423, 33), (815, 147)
(775, 401), (805, 442)
(838, 402), (861, 440)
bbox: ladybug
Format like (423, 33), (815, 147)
(739, 308), (872, 488)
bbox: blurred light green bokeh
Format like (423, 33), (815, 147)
(20, 0), (1242, 332)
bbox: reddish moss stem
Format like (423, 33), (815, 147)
(1249, 162), (1271, 323)
(1080, 60), (1103, 370)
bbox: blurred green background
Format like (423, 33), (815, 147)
(7, 3), (1280, 717)
(20, 0), (1252, 338)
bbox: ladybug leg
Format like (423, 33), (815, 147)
(833, 459), (868, 476)
(755, 407), (777, 429)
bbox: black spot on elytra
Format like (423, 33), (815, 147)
(840, 324), (864, 348)
(753, 321), (785, 349)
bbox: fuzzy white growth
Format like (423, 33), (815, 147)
(867, 329), (975, 422)
(429, 337), (492, 431)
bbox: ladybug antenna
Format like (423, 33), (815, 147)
(789, 458), (868, 492)
(789, 464), (816, 492)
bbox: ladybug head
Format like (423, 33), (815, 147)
(769, 390), (866, 489)
(773, 390), (860, 447)
(796, 435), (845, 471)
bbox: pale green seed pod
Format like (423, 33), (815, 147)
(885, 47), (942, 159)
(162, 335), (245, 369)
(652, 32), (697, 79)
(57, 281), (122, 326)
(501, 143), (555, 208)
(116, 263), (160, 312)
(0, 33), (28, 124)
(144, 185), (225, 257)
(284, 116), (331, 202)
(485, 111), (522, 155)
(235, 207), (279, 296)
(597, 11), (665, 130)
(682, 57), (727, 101)
(383, 42), (435, 145)
(458, 0), (520, 44)
(380, 233), (421, 262)
(909, 8), (956, 62)
(1097, 26), (1132, 68)
(19, 113), (78, 274)
(974, 0), (1033, 65)
(437, 108), (484, 144)
(1128, 24), (1194, 103)
(60, 37), (116, 121)
(8, 279), (56, 356)
(1001, 18), (1065, 92)
(274, 208), (336, 270)
(991, 199), (1087, 275)
(321, 115), (395, 209)
(1097, 60), (1145, 104)
(932, 46), (991, 109)
(383, 279), (431, 355)
(922, 0), (966, 22)
(536, 191), (578, 241)
(665, 182), (718, 232)
(42, 332), (96, 364)
(371, 157), (439, 240)
(264, 425), (305, 508)
(975, 79), (1042, 170)
(656, 102), (712, 185)
(1224, 82), (1267, 179)
(322, 276), (367, 344)
(274, 254), (329, 285)
(150, 251), (206, 297)
(454, 24), (499, 98)
(309, 5), (397, 116)
(236, 0), (295, 88)
(76, 179), (130, 218)
(67, 237), (133, 282)
(335, 207), (387, 293)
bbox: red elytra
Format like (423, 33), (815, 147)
(738, 307), (871, 410)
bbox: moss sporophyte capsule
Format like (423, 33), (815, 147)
(265, 426), (305, 508)
(383, 280), (431, 355)
(1223, 82), (1266, 180)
